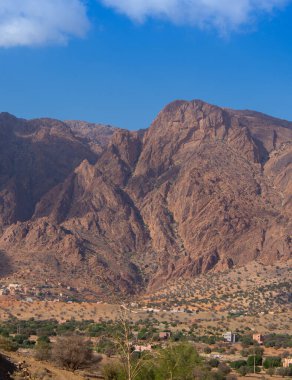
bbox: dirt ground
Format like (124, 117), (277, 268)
(8, 351), (90, 379)
(0, 299), (120, 322)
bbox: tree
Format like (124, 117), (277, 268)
(154, 343), (202, 380)
(249, 346), (264, 356)
(247, 355), (262, 367)
(111, 309), (154, 380)
(51, 335), (93, 371)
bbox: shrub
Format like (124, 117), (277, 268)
(0, 336), (18, 352)
(240, 335), (254, 346)
(102, 362), (125, 380)
(237, 366), (250, 376)
(275, 367), (292, 377)
(266, 367), (275, 376)
(230, 360), (247, 369)
(263, 357), (282, 369)
(96, 338), (116, 357)
(217, 362), (231, 375)
(34, 339), (51, 361)
(208, 358), (220, 368)
(51, 335), (93, 371)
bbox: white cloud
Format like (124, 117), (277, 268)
(0, 0), (90, 47)
(99, 0), (291, 33)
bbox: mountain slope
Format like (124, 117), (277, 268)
(0, 101), (291, 297)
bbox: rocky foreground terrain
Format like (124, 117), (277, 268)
(0, 100), (291, 297)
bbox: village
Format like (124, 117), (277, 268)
(0, 282), (80, 303)
(0, 262), (291, 378)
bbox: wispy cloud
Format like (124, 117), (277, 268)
(99, 0), (291, 34)
(0, 0), (90, 47)
(0, 0), (290, 48)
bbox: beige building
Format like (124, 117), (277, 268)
(134, 345), (152, 352)
(283, 358), (292, 368)
(253, 333), (264, 344)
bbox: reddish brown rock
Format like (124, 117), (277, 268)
(0, 100), (291, 296)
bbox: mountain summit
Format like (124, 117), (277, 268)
(0, 101), (291, 297)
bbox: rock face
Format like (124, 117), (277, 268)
(0, 101), (291, 297)
(64, 120), (116, 154)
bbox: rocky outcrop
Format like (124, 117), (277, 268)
(64, 120), (116, 154)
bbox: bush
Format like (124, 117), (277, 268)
(254, 366), (261, 373)
(102, 362), (125, 380)
(237, 366), (250, 376)
(240, 349), (249, 357)
(204, 346), (212, 354)
(209, 358), (220, 368)
(263, 357), (282, 369)
(0, 336), (18, 352)
(217, 363), (231, 375)
(230, 360), (247, 369)
(34, 339), (51, 361)
(240, 335), (254, 346)
(266, 367), (275, 376)
(263, 334), (292, 349)
(51, 335), (93, 371)
(96, 338), (116, 357)
(211, 371), (225, 380)
(276, 367), (292, 377)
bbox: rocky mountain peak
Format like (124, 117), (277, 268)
(0, 101), (291, 297)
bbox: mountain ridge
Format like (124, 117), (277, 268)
(0, 100), (291, 298)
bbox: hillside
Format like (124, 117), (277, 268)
(0, 100), (291, 298)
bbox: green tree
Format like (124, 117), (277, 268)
(154, 343), (202, 380)
(247, 355), (262, 367)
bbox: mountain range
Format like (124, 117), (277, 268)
(0, 100), (291, 298)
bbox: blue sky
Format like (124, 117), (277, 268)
(0, 0), (292, 130)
